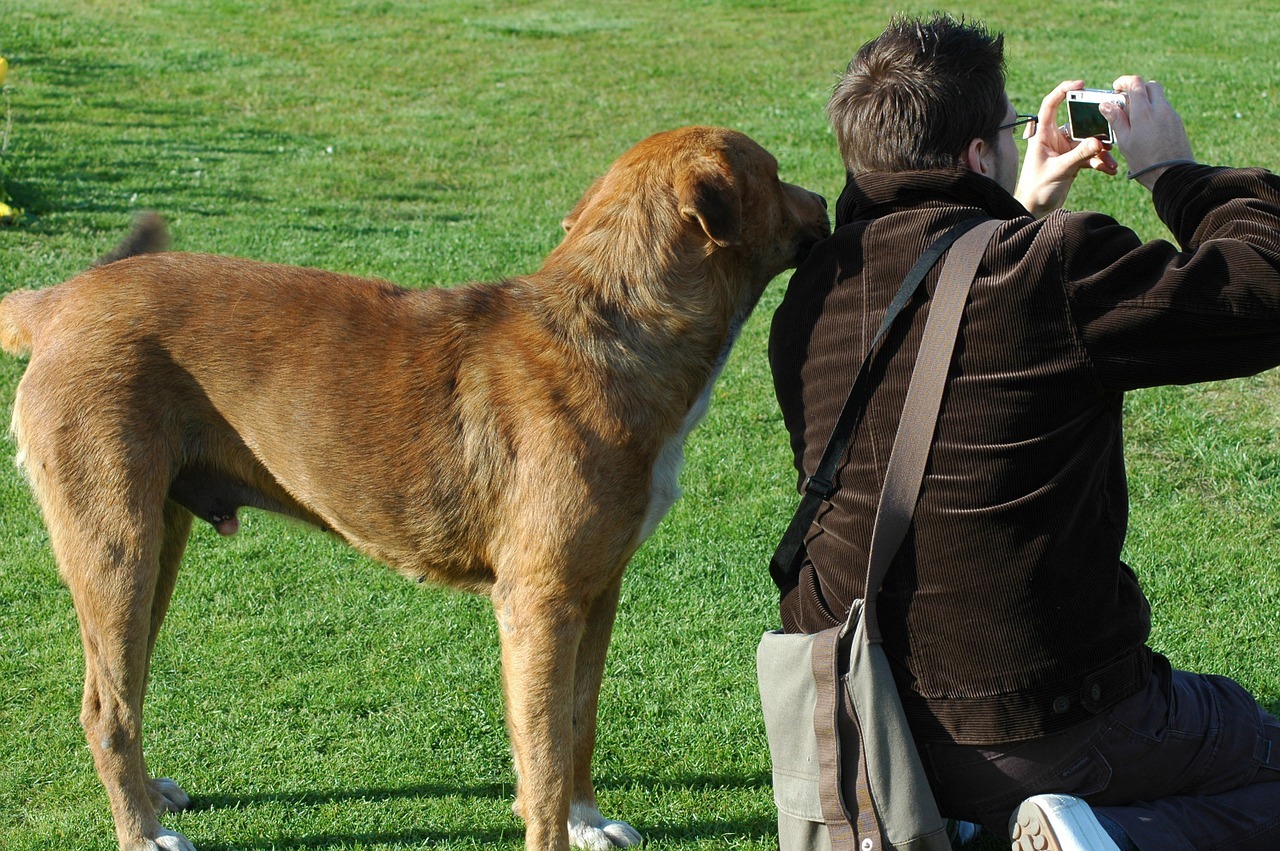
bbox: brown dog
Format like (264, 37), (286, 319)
(0, 126), (828, 851)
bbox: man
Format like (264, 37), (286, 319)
(769, 13), (1280, 851)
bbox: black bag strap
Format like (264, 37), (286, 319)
(767, 216), (994, 592)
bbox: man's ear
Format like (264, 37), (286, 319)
(960, 136), (992, 177)
(675, 158), (742, 248)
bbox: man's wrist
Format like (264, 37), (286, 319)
(1126, 158), (1197, 190)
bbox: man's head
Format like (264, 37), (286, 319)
(828, 14), (1008, 177)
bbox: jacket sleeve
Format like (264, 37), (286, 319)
(1062, 165), (1280, 391)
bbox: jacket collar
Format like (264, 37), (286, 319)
(835, 167), (1030, 229)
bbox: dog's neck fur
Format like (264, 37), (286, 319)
(544, 164), (762, 368)
(535, 232), (762, 431)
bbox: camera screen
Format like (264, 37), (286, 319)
(1068, 100), (1112, 142)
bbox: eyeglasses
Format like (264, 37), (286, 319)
(997, 113), (1038, 137)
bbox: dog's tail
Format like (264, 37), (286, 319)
(2, 213), (170, 357)
(93, 211), (170, 266)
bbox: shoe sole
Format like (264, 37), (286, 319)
(1010, 798), (1067, 850)
(1009, 796), (1119, 851)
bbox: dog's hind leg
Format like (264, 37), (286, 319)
(142, 501), (195, 817)
(16, 396), (195, 851)
(55, 503), (196, 851)
(63, 499), (195, 851)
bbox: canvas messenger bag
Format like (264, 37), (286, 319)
(757, 217), (1001, 851)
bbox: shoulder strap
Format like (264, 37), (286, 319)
(768, 216), (993, 592)
(855, 218), (1002, 640)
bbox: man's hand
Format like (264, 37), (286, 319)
(1104, 76), (1195, 190)
(1014, 80), (1119, 218)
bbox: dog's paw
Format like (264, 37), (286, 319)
(600, 820), (642, 847)
(150, 777), (191, 813)
(568, 803), (642, 850)
(147, 828), (196, 851)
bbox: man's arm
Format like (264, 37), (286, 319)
(1064, 163), (1280, 391)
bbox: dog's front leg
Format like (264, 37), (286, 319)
(493, 581), (581, 851)
(568, 574), (641, 850)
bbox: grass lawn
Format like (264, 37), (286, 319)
(2, 2), (1279, 849)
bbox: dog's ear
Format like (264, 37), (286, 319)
(562, 176), (606, 233)
(675, 158), (742, 248)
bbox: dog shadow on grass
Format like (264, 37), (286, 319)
(191, 772), (776, 849)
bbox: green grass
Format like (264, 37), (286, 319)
(2, 2), (1280, 849)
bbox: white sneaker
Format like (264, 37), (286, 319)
(1009, 794), (1121, 851)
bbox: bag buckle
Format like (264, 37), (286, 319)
(803, 474), (835, 498)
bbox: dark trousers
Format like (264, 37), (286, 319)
(920, 656), (1280, 850)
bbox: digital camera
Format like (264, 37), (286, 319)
(1066, 89), (1127, 144)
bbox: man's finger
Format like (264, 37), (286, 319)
(1038, 80), (1083, 128)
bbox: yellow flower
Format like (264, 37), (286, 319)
(0, 56), (7, 87)
(0, 202), (15, 222)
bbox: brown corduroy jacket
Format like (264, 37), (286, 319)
(769, 164), (1280, 744)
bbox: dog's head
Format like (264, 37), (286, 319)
(550, 127), (829, 323)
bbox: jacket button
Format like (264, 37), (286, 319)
(1053, 696), (1071, 714)
(1091, 684), (1102, 702)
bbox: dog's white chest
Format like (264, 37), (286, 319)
(637, 324), (742, 544)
